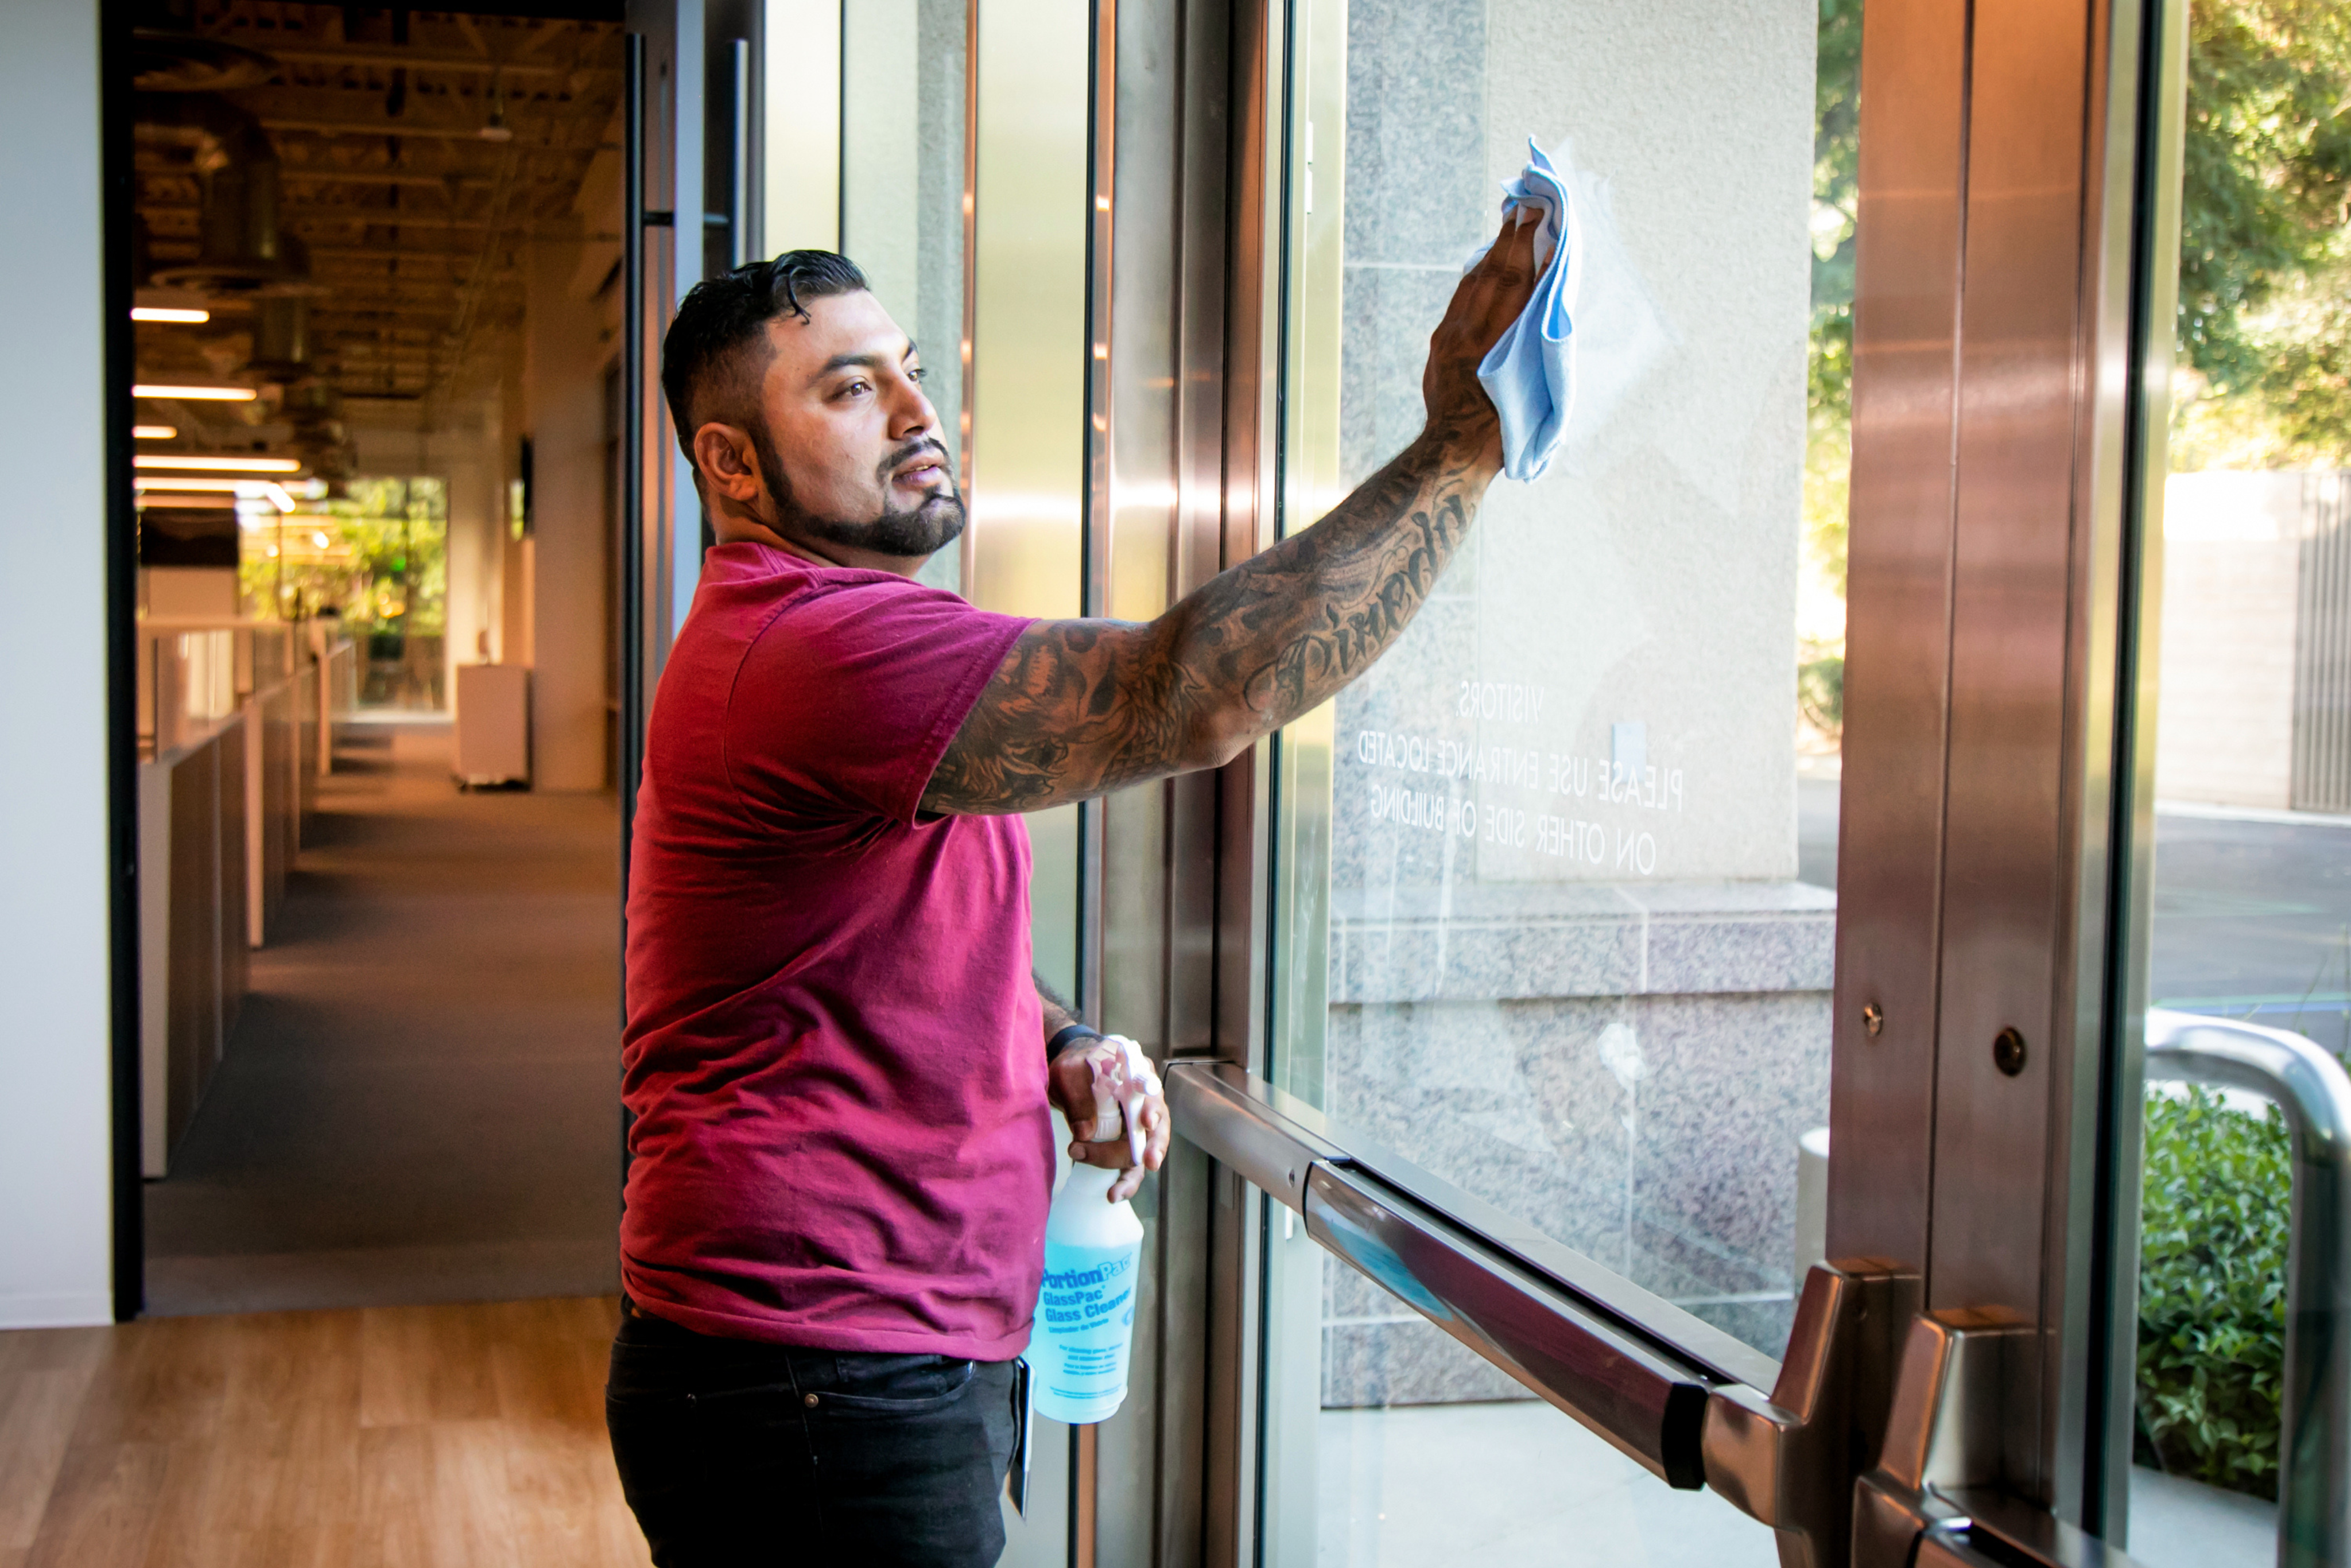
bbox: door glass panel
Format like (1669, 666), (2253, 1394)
(840, 0), (970, 597)
(2125, 9), (2351, 1562)
(1258, 0), (1858, 1554)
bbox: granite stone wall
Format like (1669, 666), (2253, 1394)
(1317, 890), (1833, 1406)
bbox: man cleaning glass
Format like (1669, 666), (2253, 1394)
(606, 204), (1543, 1565)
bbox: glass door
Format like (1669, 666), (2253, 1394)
(1256, 0), (1854, 1556)
(1154, 0), (2298, 1563)
(2119, 4), (2351, 1565)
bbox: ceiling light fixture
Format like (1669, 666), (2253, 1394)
(134, 455), (302, 473)
(133, 425), (178, 440)
(131, 478), (304, 506)
(479, 96), (514, 142)
(133, 384), (257, 402)
(131, 306), (211, 324)
(132, 476), (242, 492)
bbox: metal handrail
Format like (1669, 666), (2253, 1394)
(2144, 1007), (2351, 1568)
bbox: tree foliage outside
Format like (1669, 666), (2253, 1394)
(1797, 654), (1845, 735)
(1798, 0), (2351, 723)
(2173, 0), (2351, 467)
(242, 476), (448, 638)
(1798, 0), (1862, 738)
(1809, 0), (1860, 445)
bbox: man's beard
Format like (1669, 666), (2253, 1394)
(753, 428), (967, 559)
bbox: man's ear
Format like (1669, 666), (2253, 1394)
(690, 422), (765, 507)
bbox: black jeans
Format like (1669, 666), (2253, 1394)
(606, 1298), (1019, 1567)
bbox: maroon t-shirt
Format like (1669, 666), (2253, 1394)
(620, 541), (1048, 1357)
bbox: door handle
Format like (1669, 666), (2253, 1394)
(1305, 1158), (1719, 1488)
(730, 37), (752, 268)
(1852, 1306), (2034, 1564)
(619, 33), (648, 871)
(1703, 1259), (1919, 1566)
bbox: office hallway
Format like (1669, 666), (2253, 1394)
(143, 724), (623, 1317)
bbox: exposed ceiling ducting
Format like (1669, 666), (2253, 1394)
(130, 3), (623, 455)
(250, 295), (314, 377)
(280, 380), (355, 479)
(129, 28), (278, 94)
(127, 0), (277, 93)
(135, 94), (307, 294)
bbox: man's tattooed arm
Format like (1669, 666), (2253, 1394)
(921, 208), (1541, 818)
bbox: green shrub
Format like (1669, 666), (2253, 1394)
(2135, 1086), (2290, 1497)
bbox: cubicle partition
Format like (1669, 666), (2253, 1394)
(134, 618), (332, 1177)
(136, 700), (245, 1179)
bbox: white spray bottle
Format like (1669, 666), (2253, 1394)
(1030, 1036), (1153, 1425)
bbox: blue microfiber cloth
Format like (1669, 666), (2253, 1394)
(1464, 138), (1583, 482)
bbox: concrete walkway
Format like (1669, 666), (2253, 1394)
(143, 722), (623, 1315)
(1311, 1402), (1771, 1566)
(1306, 1402), (2275, 1566)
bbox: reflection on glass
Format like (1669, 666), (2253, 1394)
(2129, 9), (2351, 1562)
(841, 0), (969, 596)
(1258, 0), (1855, 1557)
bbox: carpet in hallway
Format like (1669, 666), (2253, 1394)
(143, 724), (624, 1315)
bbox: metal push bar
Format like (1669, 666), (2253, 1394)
(1165, 1059), (2183, 1567)
(1169, 1059), (1911, 1565)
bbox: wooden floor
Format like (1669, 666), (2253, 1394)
(0, 1297), (650, 1568)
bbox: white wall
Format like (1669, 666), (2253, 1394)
(444, 439), (505, 671)
(2154, 471), (2306, 809)
(761, 0), (841, 254)
(0, 0), (115, 1328)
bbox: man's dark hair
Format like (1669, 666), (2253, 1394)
(659, 250), (869, 461)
